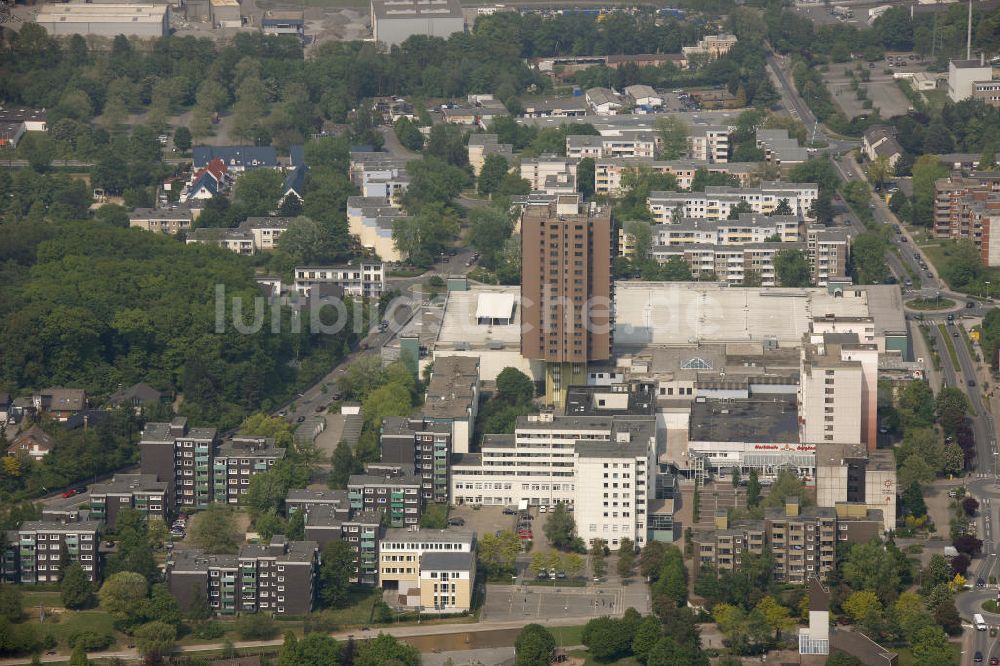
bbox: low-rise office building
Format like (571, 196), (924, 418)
(378, 528), (476, 613)
(89, 474), (169, 528)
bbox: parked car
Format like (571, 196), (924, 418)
(296, 416), (306, 423)
(537, 571), (548, 579)
(969, 379), (977, 387)
(968, 301), (977, 308)
(502, 507), (517, 515)
(61, 489), (78, 499)
(989, 656), (998, 665)
(539, 505), (547, 514)
(75, 487), (87, 494)
(555, 571), (567, 579)
(447, 517), (465, 527)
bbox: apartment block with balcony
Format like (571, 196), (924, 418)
(381, 416), (453, 504)
(691, 511), (766, 579)
(2, 518), (101, 583)
(651, 242), (805, 286)
(806, 225), (851, 285)
(139, 417), (219, 510)
(688, 126), (731, 163)
(520, 156), (579, 192)
(88, 474), (169, 528)
(213, 436), (287, 505)
(293, 263), (386, 299)
(594, 158), (756, 195)
(166, 537), (318, 617)
(300, 504), (382, 585)
(348, 463), (423, 528)
(933, 173), (1000, 266)
(565, 133), (656, 160)
(648, 183), (819, 223)
(765, 499), (837, 585)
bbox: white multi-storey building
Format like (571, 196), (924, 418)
(565, 133), (656, 160)
(594, 158), (755, 195)
(451, 389), (656, 550)
(293, 263), (386, 299)
(648, 183), (819, 222)
(520, 156), (578, 192)
(688, 126), (731, 163)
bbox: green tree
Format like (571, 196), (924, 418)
(355, 633), (420, 666)
(582, 616), (632, 661)
(278, 631), (340, 666)
(496, 367), (534, 405)
(624, 219), (653, 262)
(731, 467), (741, 488)
(173, 126), (192, 152)
(900, 481), (928, 518)
(825, 654), (862, 666)
(329, 440), (362, 489)
(392, 202), (461, 268)
(468, 205), (514, 271)
(843, 538), (903, 601)
(236, 614), (279, 640)
(618, 537), (636, 579)
(425, 124), (468, 166)
(727, 200), (754, 220)
(652, 545), (687, 607)
(68, 645), (89, 666)
(910, 625), (953, 665)
(234, 169), (287, 217)
(477, 530), (522, 576)
(655, 116), (689, 160)
(319, 540), (355, 608)
(543, 502), (578, 551)
(393, 117), (424, 152)
(911, 156), (949, 227)
(591, 539), (607, 578)
(773, 248), (811, 287)
(754, 595), (795, 639)
(936, 386), (969, 435)
(843, 590), (882, 623)
(98, 572), (148, 630)
(514, 623), (556, 666)
(747, 469), (761, 507)
(133, 621), (176, 657)
(361, 382), (413, 431)
(771, 198), (794, 216)
(188, 505), (242, 554)
(61, 562), (94, 609)
(632, 615), (662, 664)
(897, 381), (935, 428)
(578, 157), (596, 197)
(277, 216), (341, 265)
(478, 153), (509, 196)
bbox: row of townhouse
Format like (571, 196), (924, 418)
(186, 217), (291, 255)
(648, 182), (819, 222)
(933, 172), (1000, 266)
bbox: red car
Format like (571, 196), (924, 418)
(61, 489), (77, 499)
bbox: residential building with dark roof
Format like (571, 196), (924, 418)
(89, 474), (169, 527)
(348, 463), (422, 528)
(381, 417), (453, 504)
(33, 387), (86, 421)
(139, 417), (219, 510)
(7, 425), (55, 462)
(165, 537), (318, 616)
(129, 208), (195, 235)
(213, 436), (286, 505)
(192, 146), (279, 171)
(2, 517), (101, 583)
(107, 382), (164, 413)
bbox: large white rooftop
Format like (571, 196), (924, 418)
(437, 286), (521, 350)
(613, 282), (873, 348)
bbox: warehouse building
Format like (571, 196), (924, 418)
(371, 0), (465, 47)
(210, 0), (242, 27)
(35, 3), (170, 38)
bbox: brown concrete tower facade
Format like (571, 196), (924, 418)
(521, 195), (613, 406)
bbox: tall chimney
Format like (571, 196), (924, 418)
(967, 0), (973, 61)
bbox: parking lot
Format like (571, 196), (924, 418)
(823, 65), (913, 119)
(482, 583), (627, 622)
(447, 504), (553, 551)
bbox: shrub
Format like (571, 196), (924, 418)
(193, 622), (226, 640)
(236, 614), (279, 641)
(68, 630), (113, 651)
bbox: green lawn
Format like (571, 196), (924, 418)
(21, 591), (64, 609)
(567, 649), (640, 665)
(896, 641), (961, 665)
(550, 624), (586, 646)
(938, 323), (960, 367)
(921, 242), (1000, 297)
(922, 89), (949, 114)
(28, 610), (118, 649)
(311, 587), (380, 626)
(907, 297), (955, 311)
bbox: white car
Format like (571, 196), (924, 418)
(539, 505), (547, 514)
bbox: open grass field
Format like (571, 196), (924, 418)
(27, 610), (119, 649)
